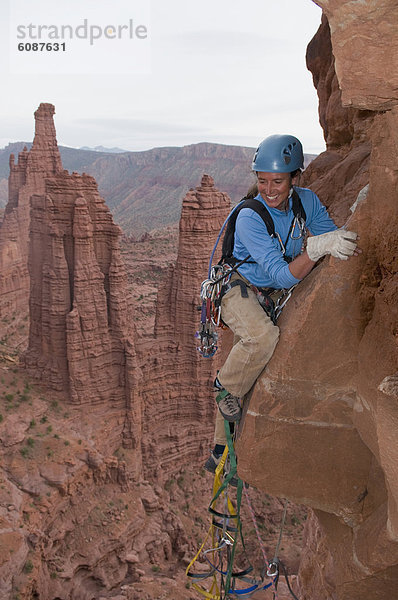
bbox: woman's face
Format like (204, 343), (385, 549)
(257, 172), (292, 211)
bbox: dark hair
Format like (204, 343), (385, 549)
(246, 182), (258, 199)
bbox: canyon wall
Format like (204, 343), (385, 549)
(2, 105), (233, 485)
(0, 105), (234, 598)
(237, 6), (398, 600)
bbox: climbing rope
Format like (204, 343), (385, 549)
(267, 499), (289, 578)
(243, 491), (301, 600)
(242, 485), (270, 569)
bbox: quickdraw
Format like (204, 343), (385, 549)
(195, 265), (232, 358)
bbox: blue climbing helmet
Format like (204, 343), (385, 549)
(252, 134), (304, 173)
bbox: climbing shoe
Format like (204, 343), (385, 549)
(204, 450), (249, 489)
(216, 389), (242, 422)
(224, 460), (249, 489)
(204, 451), (239, 487)
(204, 450), (222, 474)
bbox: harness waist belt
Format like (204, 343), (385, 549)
(257, 286), (277, 296)
(224, 279), (249, 298)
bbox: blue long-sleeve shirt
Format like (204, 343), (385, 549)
(234, 186), (337, 289)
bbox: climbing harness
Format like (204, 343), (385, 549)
(196, 190), (306, 357)
(187, 420), (300, 599)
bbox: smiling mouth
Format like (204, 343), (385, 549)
(266, 195), (278, 201)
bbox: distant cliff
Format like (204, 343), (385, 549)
(0, 141), (317, 233)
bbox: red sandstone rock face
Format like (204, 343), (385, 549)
(302, 16), (372, 224)
(21, 156), (230, 479)
(237, 9), (398, 600)
(0, 106), (233, 598)
(313, 0), (398, 111)
(0, 363), (202, 600)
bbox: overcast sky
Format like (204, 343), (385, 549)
(0, 0), (324, 154)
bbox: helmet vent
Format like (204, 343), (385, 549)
(283, 142), (297, 164)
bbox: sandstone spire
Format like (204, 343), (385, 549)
(140, 174), (231, 480)
(22, 171), (141, 458)
(0, 103), (62, 333)
(29, 103), (63, 173)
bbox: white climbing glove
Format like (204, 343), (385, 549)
(306, 229), (358, 262)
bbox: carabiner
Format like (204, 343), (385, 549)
(290, 216), (305, 240)
(266, 560), (279, 578)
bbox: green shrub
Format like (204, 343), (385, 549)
(164, 478), (175, 491)
(23, 560), (33, 574)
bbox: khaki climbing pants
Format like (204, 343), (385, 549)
(214, 274), (280, 445)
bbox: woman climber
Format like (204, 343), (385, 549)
(205, 133), (360, 474)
